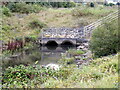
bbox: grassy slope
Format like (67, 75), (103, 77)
(1, 6), (117, 42)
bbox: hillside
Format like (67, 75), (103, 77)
(1, 6), (117, 42)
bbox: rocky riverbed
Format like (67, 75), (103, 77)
(61, 41), (93, 68)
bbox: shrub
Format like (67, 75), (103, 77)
(32, 4), (43, 13)
(29, 20), (47, 29)
(66, 2), (76, 8)
(40, 2), (76, 8)
(109, 3), (114, 7)
(104, 3), (109, 6)
(2, 25), (12, 31)
(90, 20), (119, 57)
(25, 35), (37, 43)
(9, 3), (30, 13)
(72, 8), (93, 17)
(7, 2), (16, 12)
(2, 6), (11, 17)
(60, 57), (75, 65)
(7, 2), (43, 14)
(2, 62), (73, 88)
(104, 3), (115, 6)
(90, 2), (95, 7)
(76, 18), (89, 27)
(116, 2), (120, 5)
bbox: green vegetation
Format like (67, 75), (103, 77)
(2, 6), (12, 17)
(72, 6), (116, 18)
(104, 3), (116, 6)
(2, 53), (119, 88)
(90, 2), (95, 7)
(71, 6), (116, 27)
(27, 2), (76, 8)
(7, 3), (45, 14)
(29, 19), (47, 29)
(2, 61), (73, 88)
(1, 4), (117, 42)
(68, 49), (85, 56)
(90, 20), (119, 57)
(1, 2), (119, 88)
(59, 57), (75, 65)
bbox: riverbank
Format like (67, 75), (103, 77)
(2, 52), (119, 88)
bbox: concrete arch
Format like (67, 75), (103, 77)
(40, 38), (77, 45)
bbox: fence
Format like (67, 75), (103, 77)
(84, 10), (119, 39)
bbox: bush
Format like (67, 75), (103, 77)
(104, 3), (115, 6)
(2, 64), (56, 88)
(60, 57), (75, 65)
(29, 20), (47, 29)
(25, 35), (37, 43)
(109, 3), (114, 7)
(32, 4), (43, 13)
(7, 2), (43, 14)
(90, 20), (119, 57)
(2, 25), (12, 31)
(10, 3), (31, 13)
(76, 18), (89, 27)
(72, 8), (93, 17)
(2, 62), (73, 88)
(39, 2), (76, 8)
(116, 2), (120, 5)
(90, 2), (94, 7)
(2, 6), (11, 17)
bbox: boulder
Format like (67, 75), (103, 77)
(77, 46), (84, 49)
(45, 63), (61, 71)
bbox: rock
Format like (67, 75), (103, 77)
(83, 43), (89, 46)
(82, 48), (88, 51)
(76, 60), (84, 68)
(45, 63), (61, 71)
(74, 56), (81, 59)
(77, 46), (84, 49)
(77, 61), (83, 65)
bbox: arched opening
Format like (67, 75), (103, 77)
(61, 40), (74, 46)
(61, 40), (74, 50)
(45, 40), (58, 50)
(45, 40), (58, 46)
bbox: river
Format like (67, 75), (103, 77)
(2, 45), (76, 70)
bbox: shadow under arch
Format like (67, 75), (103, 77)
(61, 40), (75, 50)
(61, 40), (74, 46)
(45, 40), (58, 50)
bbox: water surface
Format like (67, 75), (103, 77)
(2, 45), (76, 70)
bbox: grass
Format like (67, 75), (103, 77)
(1, 5), (117, 43)
(42, 53), (119, 88)
(68, 49), (85, 55)
(2, 52), (119, 88)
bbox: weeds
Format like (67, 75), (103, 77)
(2, 53), (119, 88)
(29, 19), (47, 29)
(68, 49), (85, 56)
(2, 6), (12, 17)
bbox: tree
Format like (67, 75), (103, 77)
(90, 2), (94, 7)
(90, 20), (119, 57)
